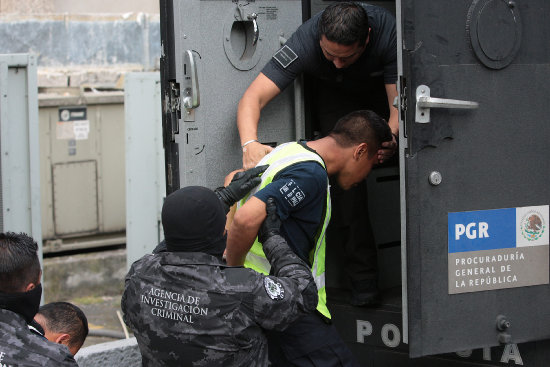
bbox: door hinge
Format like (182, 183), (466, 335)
(398, 75), (408, 139)
(164, 80), (181, 140)
(167, 81), (181, 116)
(400, 88), (407, 114)
(398, 76), (407, 115)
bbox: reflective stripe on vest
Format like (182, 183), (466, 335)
(238, 142), (332, 319)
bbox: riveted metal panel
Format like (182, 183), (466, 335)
(161, 0), (303, 192)
(328, 294), (550, 366)
(399, 0), (550, 357)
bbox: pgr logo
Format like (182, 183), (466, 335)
(520, 211), (545, 241)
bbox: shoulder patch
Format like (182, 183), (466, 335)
(264, 277), (285, 300)
(273, 45), (298, 69)
(279, 179), (305, 207)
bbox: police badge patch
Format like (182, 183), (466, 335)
(264, 277), (285, 300)
(279, 179), (305, 207)
(273, 45), (298, 68)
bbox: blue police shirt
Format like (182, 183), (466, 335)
(254, 146), (328, 264)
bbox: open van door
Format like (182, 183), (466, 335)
(160, 0), (303, 193)
(398, 0), (550, 357)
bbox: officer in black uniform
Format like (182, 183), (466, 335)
(237, 1), (399, 306)
(121, 166), (318, 366)
(0, 232), (78, 366)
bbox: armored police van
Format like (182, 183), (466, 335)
(159, 0), (550, 365)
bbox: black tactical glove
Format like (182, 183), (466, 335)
(215, 165), (268, 213)
(258, 197), (281, 244)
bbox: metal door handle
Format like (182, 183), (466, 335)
(416, 85), (478, 123)
(182, 50), (200, 110)
(248, 13), (259, 46)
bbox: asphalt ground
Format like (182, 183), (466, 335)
(73, 295), (132, 349)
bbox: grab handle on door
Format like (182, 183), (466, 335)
(247, 13), (259, 46)
(416, 85), (478, 123)
(182, 50), (200, 110)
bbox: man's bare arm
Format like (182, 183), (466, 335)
(237, 73), (281, 169)
(225, 196), (267, 266)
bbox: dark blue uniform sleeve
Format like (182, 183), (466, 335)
(261, 13), (320, 91)
(254, 161), (326, 222)
(373, 6), (398, 84)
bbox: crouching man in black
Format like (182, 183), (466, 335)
(0, 232), (78, 366)
(122, 166), (318, 366)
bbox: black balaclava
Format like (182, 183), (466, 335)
(0, 284), (42, 324)
(162, 186), (227, 258)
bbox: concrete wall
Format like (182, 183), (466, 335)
(75, 337), (141, 367)
(0, 0), (53, 13)
(0, 0), (158, 14)
(52, 0), (159, 14)
(43, 249), (126, 302)
(0, 0), (161, 88)
(0, 13), (160, 72)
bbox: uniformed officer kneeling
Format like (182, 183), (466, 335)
(0, 232), (78, 366)
(122, 166), (319, 367)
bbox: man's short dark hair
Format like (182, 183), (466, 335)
(0, 232), (41, 293)
(319, 2), (370, 46)
(38, 302), (89, 351)
(329, 110), (392, 157)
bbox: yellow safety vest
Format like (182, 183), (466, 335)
(238, 142), (332, 318)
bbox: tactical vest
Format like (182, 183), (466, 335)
(238, 142), (332, 318)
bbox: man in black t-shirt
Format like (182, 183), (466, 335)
(238, 2), (398, 167)
(237, 2), (398, 308)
